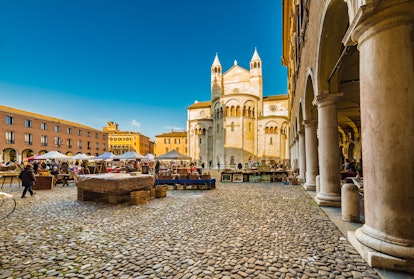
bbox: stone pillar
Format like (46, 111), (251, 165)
(348, 1), (414, 270)
(303, 120), (318, 190)
(298, 131), (306, 182)
(314, 93), (342, 207)
(341, 183), (360, 223)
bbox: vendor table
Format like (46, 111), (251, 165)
(33, 176), (55, 190)
(0, 172), (20, 189)
(155, 178), (216, 190)
(220, 171), (288, 183)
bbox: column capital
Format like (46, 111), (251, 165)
(344, 0), (414, 46)
(313, 92), (343, 108)
(303, 119), (317, 128)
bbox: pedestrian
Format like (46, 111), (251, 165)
(19, 164), (36, 198)
(33, 161), (39, 174)
(155, 160), (160, 175)
(217, 161), (220, 172)
(201, 162), (205, 174)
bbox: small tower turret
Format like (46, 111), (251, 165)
(249, 48), (263, 114)
(250, 47), (262, 77)
(211, 53), (223, 100)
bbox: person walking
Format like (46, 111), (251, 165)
(155, 160), (160, 175)
(19, 164), (36, 198)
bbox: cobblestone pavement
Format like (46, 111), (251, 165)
(0, 182), (380, 279)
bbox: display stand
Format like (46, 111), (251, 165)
(94, 161), (107, 174)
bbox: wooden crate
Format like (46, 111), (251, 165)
(130, 190), (150, 204)
(155, 186), (167, 198)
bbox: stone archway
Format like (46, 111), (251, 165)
(2, 148), (18, 163)
(303, 74), (319, 190)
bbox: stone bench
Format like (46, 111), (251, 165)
(76, 173), (154, 204)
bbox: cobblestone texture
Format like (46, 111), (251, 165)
(0, 182), (379, 278)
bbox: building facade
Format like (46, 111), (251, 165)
(0, 105), (108, 163)
(283, 0), (413, 273)
(154, 131), (188, 156)
(103, 122), (154, 156)
(187, 50), (289, 168)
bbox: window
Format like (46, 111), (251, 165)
(78, 130), (82, 136)
(41, 135), (48, 146)
(87, 131), (91, 138)
(95, 142), (99, 150)
(249, 123), (252, 132)
(95, 133), (99, 139)
(103, 143), (106, 150)
(6, 131), (15, 144)
(41, 123), (47, 130)
(166, 147), (169, 153)
(175, 139), (180, 144)
(55, 125), (60, 132)
(67, 128), (72, 134)
(55, 137), (62, 147)
(199, 138), (202, 144)
(270, 137), (273, 145)
(87, 141), (91, 150)
(25, 119), (32, 128)
(6, 116), (14, 125)
(77, 140), (82, 149)
(25, 133), (33, 145)
(67, 139), (73, 148)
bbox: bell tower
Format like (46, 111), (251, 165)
(211, 53), (223, 100)
(250, 48), (263, 99)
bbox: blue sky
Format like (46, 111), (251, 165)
(0, 0), (287, 139)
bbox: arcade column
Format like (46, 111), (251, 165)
(314, 92), (342, 207)
(349, 1), (414, 272)
(298, 130), (306, 182)
(303, 120), (318, 191)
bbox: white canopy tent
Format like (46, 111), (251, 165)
(35, 151), (72, 160)
(116, 151), (144, 160)
(71, 153), (92, 160)
(143, 154), (155, 160)
(92, 152), (116, 160)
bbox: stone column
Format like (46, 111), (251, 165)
(349, 1), (414, 267)
(298, 131), (306, 182)
(314, 93), (342, 207)
(303, 120), (318, 190)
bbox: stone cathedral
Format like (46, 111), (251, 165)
(187, 49), (289, 169)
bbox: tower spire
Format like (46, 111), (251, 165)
(250, 48), (262, 77)
(211, 53), (223, 99)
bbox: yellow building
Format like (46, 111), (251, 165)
(154, 131), (188, 156)
(103, 122), (154, 155)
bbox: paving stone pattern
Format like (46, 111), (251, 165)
(0, 183), (380, 279)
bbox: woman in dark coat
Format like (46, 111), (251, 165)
(19, 164), (36, 198)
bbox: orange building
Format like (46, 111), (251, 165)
(0, 105), (108, 163)
(103, 121), (154, 156)
(154, 131), (188, 156)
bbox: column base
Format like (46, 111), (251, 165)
(303, 182), (316, 191)
(348, 231), (414, 274)
(315, 192), (341, 207)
